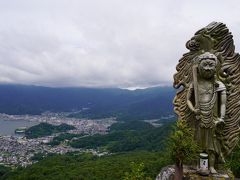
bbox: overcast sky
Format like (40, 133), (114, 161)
(0, 0), (240, 89)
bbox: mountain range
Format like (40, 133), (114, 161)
(0, 84), (175, 121)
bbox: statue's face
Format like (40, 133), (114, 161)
(198, 59), (216, 79)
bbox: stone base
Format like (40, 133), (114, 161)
(156, 165), (175, 180)
(156, 165), (234, 180)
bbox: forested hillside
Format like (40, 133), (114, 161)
(2, 122), (174, 180)
(1, 120), (240, 179)
(0, 84), (174, 120)
(3, 151), (171, 180)
(70, 122), (172, 152)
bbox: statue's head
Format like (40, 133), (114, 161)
(195, 52), (217, 79)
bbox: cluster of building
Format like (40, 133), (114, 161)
(0, 112), (116, 167)
(0, 135), (108, 167)
(0, 136), (48, 166)
(0, 112), (116, 135)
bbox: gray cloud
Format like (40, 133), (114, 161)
(0, 0), (240, 88)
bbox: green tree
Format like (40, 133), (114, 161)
(0, 165), (11, 179)
(168, 120), (199, 180)
(123, 162), (151, 180)
(226, 142), (240, 177)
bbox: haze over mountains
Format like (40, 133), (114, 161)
(0, 84), (175, 121)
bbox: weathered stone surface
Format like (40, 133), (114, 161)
(156, 165), (175, 180)
(173, 22), (240, 173)
(156, 166), (234, 180)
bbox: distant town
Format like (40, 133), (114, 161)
(0, 112), (116, 167)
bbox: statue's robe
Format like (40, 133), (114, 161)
(188, 81), (226, 155)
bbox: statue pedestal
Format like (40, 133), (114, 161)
(156, 165), (233, 180)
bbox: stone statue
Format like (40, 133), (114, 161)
(187, 52), (226, 174)
(173, 22), (240, 174)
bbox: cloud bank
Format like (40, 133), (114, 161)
(0, 0), (240, 88)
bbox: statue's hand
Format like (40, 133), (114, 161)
(194, 108), (201, 120)
(193, 108), (201, 115)
(215, 118), (225, 128)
